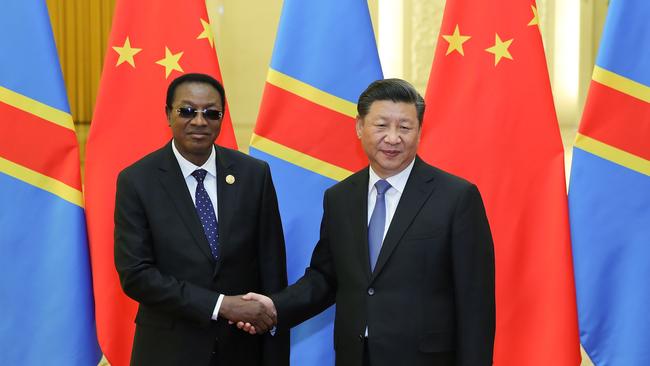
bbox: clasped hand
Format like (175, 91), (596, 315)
(221, 292), (276, 335)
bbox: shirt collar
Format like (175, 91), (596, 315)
(171, 140), (217, 179)
(368, 158), (416, 195)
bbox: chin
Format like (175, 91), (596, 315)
(383, 162), (408, 173)
(186, 144), (211, 154)
(378, 159), (401, 169)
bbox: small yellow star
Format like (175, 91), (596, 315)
(485, 33), (514, 66)
(155, 47), (184, 78)
(528, 5), (539, 26)
(197, 19), (214, 48)
(112, 37), (142, 67)
(441, 24), (471, 56)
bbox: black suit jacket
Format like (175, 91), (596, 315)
(271, 157), (495, 366)
(114, 141), (289, 366)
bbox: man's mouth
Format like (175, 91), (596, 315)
(380, 149), (400, 158)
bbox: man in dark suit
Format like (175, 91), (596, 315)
(114, 73), (289, 366)
(240, 78), (495, 366)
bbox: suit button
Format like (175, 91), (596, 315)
(367, 287), (375, 296)
(358, 334), (364, 341)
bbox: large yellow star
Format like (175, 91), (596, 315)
(485, 33), (514, 66)
(155, 47), (184, 78)
(197, 18), (214, 48)
(441, 24), (471, 56)
(112, 37), (142, 67)
(528, 5), (539, 26)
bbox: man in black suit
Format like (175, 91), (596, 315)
(240, 79), (495, 366)
(114, 73), (289, 366)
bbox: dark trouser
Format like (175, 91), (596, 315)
(209, 341), (218, 366)
(363, 338), (371, 366)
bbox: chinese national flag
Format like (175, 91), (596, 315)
(419, 1), (580, 365)
(85, 1), (236, 365)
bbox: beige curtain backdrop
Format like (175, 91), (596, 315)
(46, 0), (115, 169)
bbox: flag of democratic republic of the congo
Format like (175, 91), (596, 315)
(250, 1), (382, 364)
(0, 1), (100, 365)
(569, 0), (650, 364)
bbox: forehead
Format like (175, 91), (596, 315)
(366, 100), (418, 119)
(172, 82), (221, 105)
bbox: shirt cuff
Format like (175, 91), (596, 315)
(211, 294), (224, 321)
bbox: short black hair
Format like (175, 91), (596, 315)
(165, 73), (226, 111)
(357, 78), (425, 125)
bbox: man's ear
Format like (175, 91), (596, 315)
(355, 116), (363, 138)
(165, 106), (172, 126)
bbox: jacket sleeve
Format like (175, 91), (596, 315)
(451, 184), (496, 366)
(270, 189), (337, 330)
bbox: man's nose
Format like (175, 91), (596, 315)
(190, 111), (208, 125)
(384, 127), (400, 144)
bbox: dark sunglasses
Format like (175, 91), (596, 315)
(175, 107), (223, 121)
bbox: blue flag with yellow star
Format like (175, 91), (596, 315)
(569, 0), (650, 364)
(250, 0), (382, 364)
(0, 1), (101, 365)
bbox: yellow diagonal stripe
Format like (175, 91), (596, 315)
(575, 133), (650, 176)
(0, 156), (84, 207)
(592, 66), (650, 103)
(266, 68), (358, 118)
(0, 85), (74, 130)
(250, 133), (353, 182)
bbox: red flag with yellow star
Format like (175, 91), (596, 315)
(419, 1), (580, 365)
(85, 1), (236, 364)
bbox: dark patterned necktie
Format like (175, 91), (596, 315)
(368, 179), (391, 271)
(191, 169), (219, 259)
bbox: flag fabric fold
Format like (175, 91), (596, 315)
(569, 0), (650, 364)
(85, 1), (237, 364)
(250, 1), (382, 364)
(0, 1), (100, 365)
(419, 1), (580, 365)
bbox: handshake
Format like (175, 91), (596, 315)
(220, 293), (275, 335)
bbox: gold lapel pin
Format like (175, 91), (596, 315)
(225, 174), (235, 185)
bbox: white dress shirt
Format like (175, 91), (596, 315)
(171, 141), (224, 320)
(367, 158), (415, 239)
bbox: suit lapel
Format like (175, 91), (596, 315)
(157, 142), (215, 263)
(213, 145), (239, 278)
(349, 169), (372, 280)
(371, 157), (437, 279)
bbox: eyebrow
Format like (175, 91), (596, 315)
(373, 116), (416, 123)
(177, 100), (219, 107)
